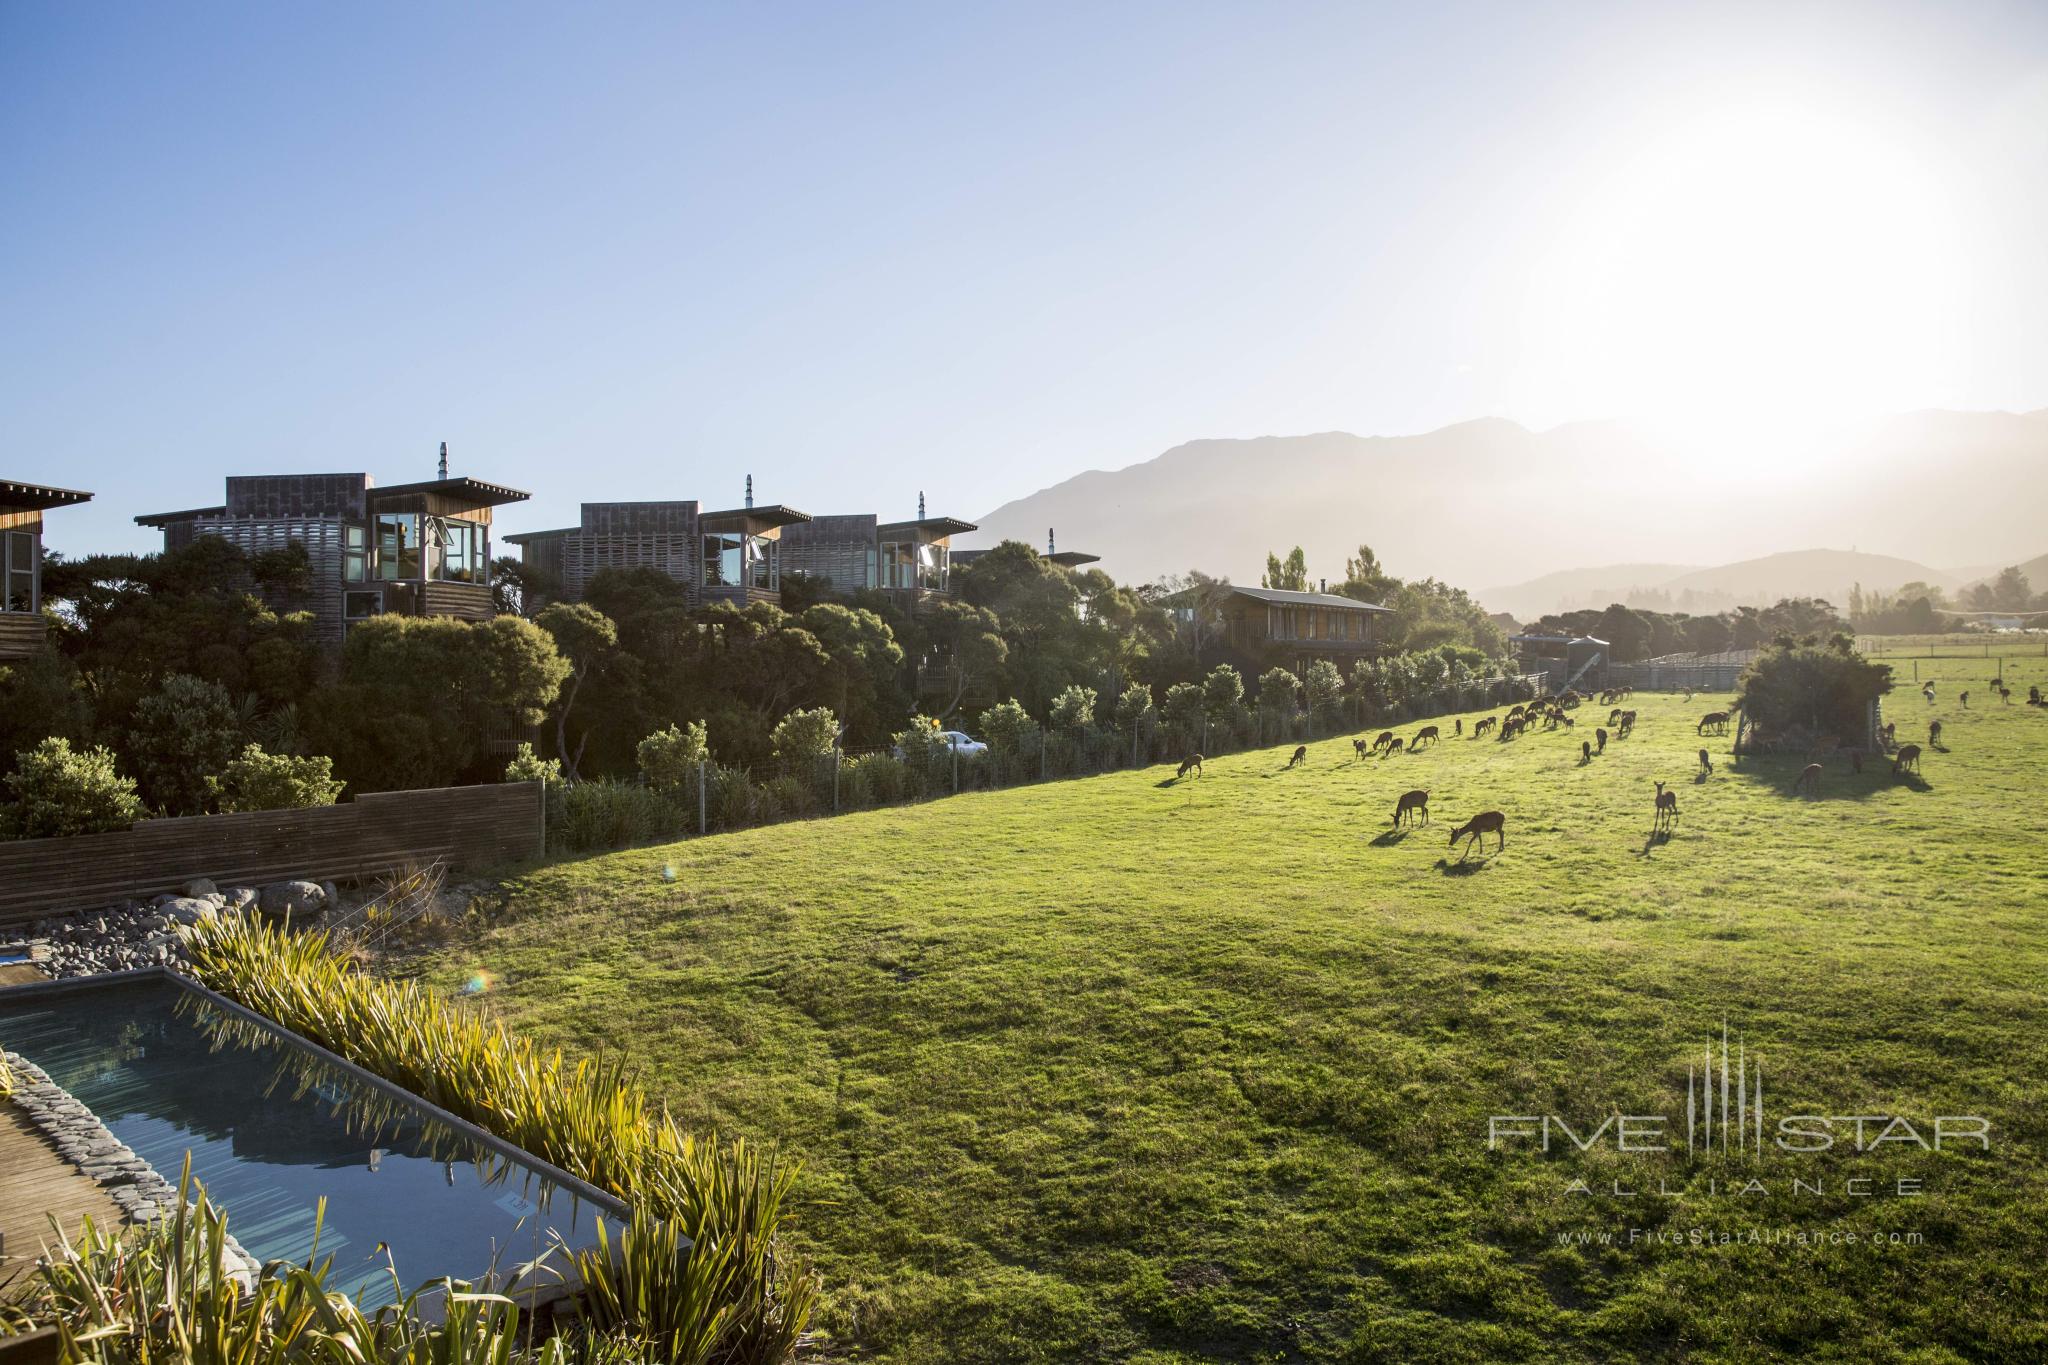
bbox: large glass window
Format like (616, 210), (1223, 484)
(864, 546), (879, 588)
(428, 517), (487, 583)
(704, 533), (778, 590)
(342, 523), (368, 583)
(376, 514), (420, 581)
(748, 536), (778, 590)
(916, 542), (948, 592)
(2, 531), (36, 612)
(703, 533), (740, 587)
(879, 541), (913, 589)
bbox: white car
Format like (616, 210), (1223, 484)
(894, 729), (988, 759)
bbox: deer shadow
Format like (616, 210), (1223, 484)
(1434, 855), (1491, 875)
(1890, 771), (1934, 793)
(1370, 827), (1411, 847)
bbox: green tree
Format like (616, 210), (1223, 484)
(1201, 664), (1245, 723)
(1303, 658), (1346, 727)
(1734, 636), (1892, 747)
(1258, 666), (1300, 733)
(537, 601), (621, 781)
(1339, 544), (1399, 603)
(1049, 684), (1098, 731)
(505, 741), (564, 786)
(1262, 547), (1309, 591)
(1113, 684), (1155, 739)
(0, 652), (93, 781)
(978, 698), (1040, 757)
(1, 738), (144, 838)
(125, 674), (244, 815)
(206, 744), (344, 812)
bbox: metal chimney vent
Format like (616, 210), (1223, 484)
(438, 442), (448, 479)
(745, 474), (754, 509)
(918, 491), (926, 519)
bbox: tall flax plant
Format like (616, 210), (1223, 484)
(177, 914), (817, 1362)
(6, 1158), (626, 1362)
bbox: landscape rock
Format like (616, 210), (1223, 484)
(157, 897), (216, 926)
(258, 880), (327, 919)
(182, 877), (219, 898)
(220, 887), (258, 912)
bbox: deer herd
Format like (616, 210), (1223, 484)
(1167, 659), (2022, 858)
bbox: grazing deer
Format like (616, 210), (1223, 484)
(1288, 745), (1308, 768)
(1412, 725), (1440, 748)
(1617, 710), (1637, 737)
(1999, 685), (2012, 704)
(1177, 753), (1203, 779)
(1795, 763), (1822, 795)
(1596, 727), (1608, 754)
(1608, 707), (1625, 725)
(1450, 809), (1505, 855)
(1698, 748), (1712, 775)
(1353, 737), (1368, 757)
(1582, 740), (1592, 762)
(1393, 788), (1431, 827)
(1698, 711), (1729, 735)
(1922, 683), (1935, 702)
(1881, 721), (1896, 748)
(1960, 690), (1969, 708)
(1455, 718), (1463, 737)
(1372, 729), (1396, 753)
(1652, 780), (1679, 829)
(1929, 719), (1942, 747)
(1388, 737), (1405, 754)
(1892, 743), (1921, 774)
(1473, 716), (1497, 738)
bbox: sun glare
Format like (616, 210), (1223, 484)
(1519, 93), (1967, 461)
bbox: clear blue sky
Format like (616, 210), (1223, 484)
(6, 1), (2045, 557)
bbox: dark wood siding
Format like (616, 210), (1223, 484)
(0, 612), (43, 660)
(0, 783), (546, 925)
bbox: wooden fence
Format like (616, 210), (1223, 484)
(0, 782), (546, 926)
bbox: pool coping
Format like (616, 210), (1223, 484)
(0, 967), (634, 1237)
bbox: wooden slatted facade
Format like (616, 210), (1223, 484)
(0, 782), (545, 927)
(0, 613), (43, 662)
(1, 479), (92, 662)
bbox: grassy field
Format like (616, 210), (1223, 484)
(414, 657), (2048, 1363)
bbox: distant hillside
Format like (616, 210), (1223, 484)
(1477, 563), (1704, 619)
(1962, 552), (2048, 595)
(965, 409), (2048, 591)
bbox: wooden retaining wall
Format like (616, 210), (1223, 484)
(0, 782), (545, 926)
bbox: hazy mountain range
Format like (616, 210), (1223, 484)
(964, 409), (2048, 615)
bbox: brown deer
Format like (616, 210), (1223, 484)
(1892, 743), (1921, 775)
(1393, 788), (1431, 827)
(1596, 727), (1608, 754)
(1473, 716), (1497, 738)
(1450, 809), (1505, 855)
(1653, 780), (1678, 830)
(1795, 763), (1822, 795)
(1455, 718), (1463, 737)
(1959, 690), (1969, 708)
(1412, 725), (1440, 748)
(1617, 710), (1637, 737)
(1608, 707), (1625, 725)
(1388, 736), (1405, 754)
(1698, 748), (1712, 775)
(1176, 753), (1203, 779)
(1928, 719), (1942, 747)
(1582, 740), (1591, 762)
(1288, 745), (1308, 768)
(1353, 737), (1370, 758)
(1371, 729), (1396, 753)
(1698, 711), (1730, 735)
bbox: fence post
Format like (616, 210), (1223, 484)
(698, 760), (707, 835)
(833, 747), (841, 813)
(952, 747), (960, 794)
(1040, 742), (1048, 782)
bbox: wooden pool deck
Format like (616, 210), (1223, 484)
(0, 1101), (125, 1294)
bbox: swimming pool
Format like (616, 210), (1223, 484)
(0, 971), (623, 1308)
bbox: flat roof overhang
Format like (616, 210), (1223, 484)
(700, 503), (811, 532)
(374, 476), (531, 509)
(1, 480), (95, 511)
(879, 516), (978, 539)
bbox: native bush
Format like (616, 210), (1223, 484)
(1, 737), (144, 838)
(124, 673), (243, 815)
(1734, 637), (1893, 749)
(205, 743), (345, 812)
(637, 721), (710, 795)
(506, 740), (564, 785)
(553, 779), (687, 854)
(770, 707), (838, 762)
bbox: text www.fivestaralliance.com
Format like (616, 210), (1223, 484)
(1558, 1227), (1925, 1248)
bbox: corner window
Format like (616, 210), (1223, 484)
(428, 517), (486, 583)
(2, 531), (36, 612)
(344, 590), (382, 619)
(880, 541), (913, 589)
(916, 542), (948, 592)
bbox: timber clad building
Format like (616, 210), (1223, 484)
(505, 498), (811, 609)
(0, 478), (94, 661)
(1217, 585), (1391, 664)
(779, 511), (978, 605)
(136, 469), (528, 646)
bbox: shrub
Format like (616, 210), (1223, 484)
(846, 752), (905, 806)
(1, 738), (144, 839)
(893, 715), (949, 776)
(205, 743), (345, 812)
(505, 740), (563, 785)
(770, 706), (838, 761)
(125, 673), (243, 815)
(554, 779), (687, 853)
(1113, 684), (1155, 737)
(638, 721), (709, 794)
(1048, 684), (1097, 731)
(1304, 659), (1346, 727)
(177, 915), (818, 1361)
(764, 774), (813, 819)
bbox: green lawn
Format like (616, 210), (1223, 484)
(417, 659), (2048, 1363)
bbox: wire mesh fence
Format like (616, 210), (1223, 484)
(539, 674), (1545, 857)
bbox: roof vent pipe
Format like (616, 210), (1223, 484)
(438, 442), (448, 479)
(745, 474), (754, 509)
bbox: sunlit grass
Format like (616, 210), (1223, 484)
(419, 658), (2048, 1363)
